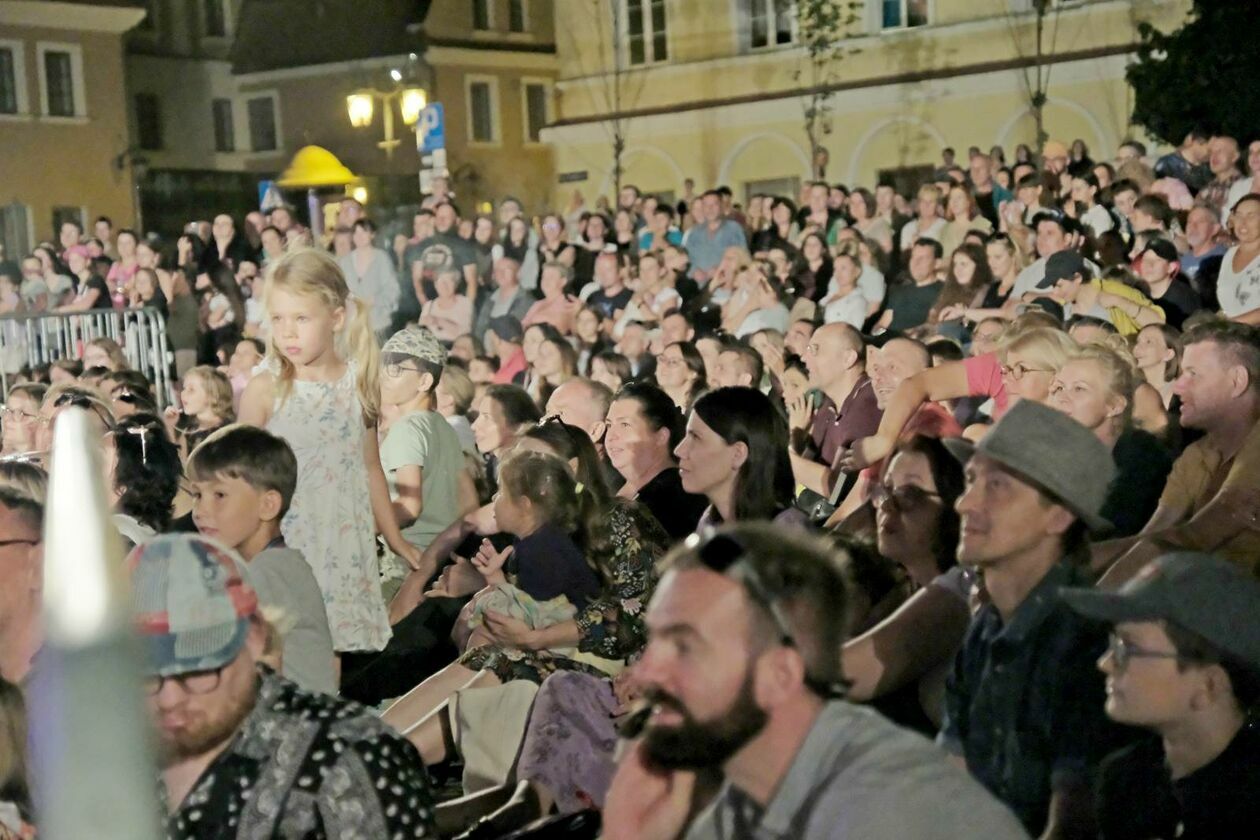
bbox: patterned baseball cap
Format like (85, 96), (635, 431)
(382, 325), (447, 367)
(128, 534), (259, 677)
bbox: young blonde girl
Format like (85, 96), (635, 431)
(239, 248), (420, 652)
(163, 365), (234, 457)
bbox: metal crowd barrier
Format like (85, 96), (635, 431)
(0, 307), (173, 408)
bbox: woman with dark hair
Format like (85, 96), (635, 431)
(842, 435), (970, 735)
(339, 217), (399, 339)
(653, 340), (706, 411)
(605, 382), (708, 539)
(792, 231), (832, 303)
(849, 187), (894, 256)
(675, 385), (800, 527)
(532, 335), (578, 409)
(470, 383), (542, 493)
(929, 241), (995, 331)
(589, 350), (632, 394)
(199, 264), (246, 364)
(750, 197), (798, 256)
(105, 412), (182, 547)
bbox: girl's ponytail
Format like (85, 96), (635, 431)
(344, 294), (381, 425)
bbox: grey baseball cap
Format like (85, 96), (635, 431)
(945, 399), (1115, 534)
(1063, 552), (1260, 669)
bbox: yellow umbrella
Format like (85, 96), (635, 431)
(276, 145), (357, 188)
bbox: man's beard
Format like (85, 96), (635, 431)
(157, 680), (257, 765)
(641, 666), (768, 771)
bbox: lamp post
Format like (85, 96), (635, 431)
(346, 69), (426, 161)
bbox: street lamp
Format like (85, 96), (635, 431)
(345, 79), (426, 160)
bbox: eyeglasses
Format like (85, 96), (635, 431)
(1000, 362), (1053, 381)
(384, 361), (423, 378)
(1106, 634), (1188, 671)
(1, 407), (38, 423)
(870, 482), (941, 512)
(143, 666), (224, 697)
(0, 538), (40, 550)
(688, 529), (845, 698)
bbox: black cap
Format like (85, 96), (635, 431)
(1141, 237), (1180, 264)
(1036, 250), (1088, 289)
(1063, 552), (1260, 668)
(488, 315), (524, 343)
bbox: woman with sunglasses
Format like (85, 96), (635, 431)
(844, 319), (1077, 470)
(842, 436), (969, 735)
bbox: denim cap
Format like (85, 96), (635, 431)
(128, 534), (258, 677)
(1063, 552), (1260, 668)
(944, 399), (1115, 534)
(383, 325), (447, 367)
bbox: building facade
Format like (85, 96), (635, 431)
(0, 0), (146, 260)
(544, 0), (1194, 209)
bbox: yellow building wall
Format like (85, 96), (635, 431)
(0, 25), (139, 244)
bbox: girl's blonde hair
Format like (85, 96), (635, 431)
(185, 366), (236, 424)
(85, 337), (129, 371)
(1063, 339), (1140, 428)
(1000, 326), (1078, 371)
(262, 248), (380, 423)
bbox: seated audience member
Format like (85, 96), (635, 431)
(0, 674), (33, 839)
(710, 342), (762, 389)
(605, 382), (709, 539)
(789, 323), (881, 498)
(2, 383), (47, 456)
(435, 363), (480, 456)
(942, 401), (1132, 837)
(1215, 193), (1260, 324)
(1137, 238), (1202, 330)
(104, 413), (181, 548)
(1047, 343), (1172, 537)
(543, 377), (613, 447)
(0, 489), (43, 683)
(225, 338), (265, 408)
(677, 387), (801, 528)
(382, 420), (668, 760)
(187, 425), (335, 695)
(470, 384), (542, 493)
(418, 268), (474, 343)
(164, 365), (234, 458)
(1132, 323), (1182, 410)
(128, 535), (436, 834)
(522, 262), (580, 335)
(530, 335), (579, 408)
(590, 350), (633, 394)
(1096, 321), (1260, 584)
(654, 340), (708, 412)
(842, 436), (968, 734)
(82, 336), (129, 372)
(602, 525), (1029, 840)
(615, 320), (656, 379)
(877, 238), (944, 333)
(378, 328), (471, 560)
(487, 316), (527, 385)
(1040, 250), (1164, 337)
(818, 251), (869, 328)
(1063, 553), (1260, 840)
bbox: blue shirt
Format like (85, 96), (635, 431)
(685, 219), (747, 276)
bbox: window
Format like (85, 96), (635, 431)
(466, 77), (499, 144)
(882, 0), (928, 29)
(625, 0), (668, 66)
(748, 0), (795, 49)
(0, 47), (16, 114)
(0, 203), (33, 265)
(508, 0), (527, 32)
(473, 0), (492, 30)
(247, 96), (277, 152)
(43, 50), (76, 116)
(212, 98), (235, 152)
(204, 0), (227, 37)
(135, 93), (162, 150)
(522, 81), (549, 143)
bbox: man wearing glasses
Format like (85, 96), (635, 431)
(130, 534), (436, 837)
(0, 488), (43, 683)
(1062, 552), (1260, 839)
(603, 523), (1027, 839)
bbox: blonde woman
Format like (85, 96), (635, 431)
(844, 319), (1077, 469)
(1047, 342), (1172, 536)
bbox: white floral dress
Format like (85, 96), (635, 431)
(266, 362), (391, 652)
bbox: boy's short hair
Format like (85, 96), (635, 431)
(187, 424), (298, 517)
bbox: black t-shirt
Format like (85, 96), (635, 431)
(634, 467), (709, 540)
(1096, 724), (1260, 839)
(1151, 279), (1203, 330)
(587, 287), (633, 321)
(405, 232), (476, 299)
(80, 275), (112, 309)
(886, 281), (943, 332)
(1101, 428), (1172, 537)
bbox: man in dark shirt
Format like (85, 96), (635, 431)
(131, 535), (436, 838)
(1063, 552), (1260, 840)
(586, 251), (633, 326)
(404, 202), (477, 305)
(941, 401), (1132, 838)
(1138, 238), (1201, 329)
(790, 323), (881, 499)
(1154, 128), (1211, 195)
(881, 238), (944, 333)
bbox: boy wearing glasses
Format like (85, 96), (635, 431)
(1063, 552), (1260, 839)
(187, 425), (335, 695)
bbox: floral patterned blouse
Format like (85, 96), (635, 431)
(459, 500), (670, 683)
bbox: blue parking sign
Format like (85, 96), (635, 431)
(418, 103), (445, 153)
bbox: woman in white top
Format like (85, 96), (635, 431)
(614, 252), (681, 336)
(819, 251), (868, 329)
(1216, 193), (1260, 323)
(725, 262), (790, 338)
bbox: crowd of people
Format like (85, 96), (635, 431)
(2, 128), (1260, 839)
